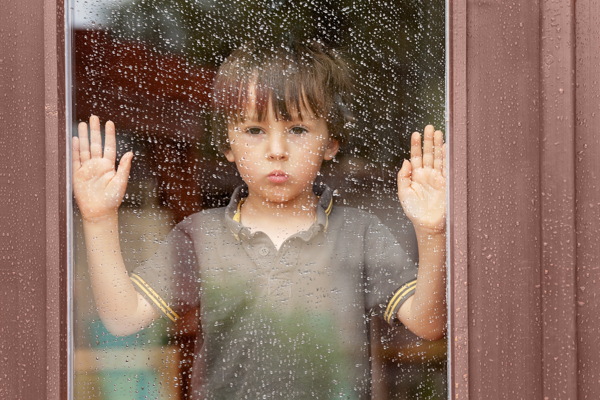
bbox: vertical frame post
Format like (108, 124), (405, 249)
(0, 0), (67, 398)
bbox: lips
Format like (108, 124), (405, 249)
(267, 170), (289, 183)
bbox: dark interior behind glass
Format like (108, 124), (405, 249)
(71, 1), (446, 398)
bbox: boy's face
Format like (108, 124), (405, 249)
(223, 95), (339, 205)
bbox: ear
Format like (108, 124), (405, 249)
(223, 148), (236, 162)
(323, 139), (339, 161)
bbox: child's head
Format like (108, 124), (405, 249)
(211, 40), (353, 152)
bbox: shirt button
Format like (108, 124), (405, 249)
(259, 247), (270, 256)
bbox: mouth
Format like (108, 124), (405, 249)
(267, 170), (289, 184)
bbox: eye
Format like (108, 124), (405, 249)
(245, 127), (264, 135)
(288, 126), (308, 135)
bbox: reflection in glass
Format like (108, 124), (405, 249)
(71, 1), (446, 399)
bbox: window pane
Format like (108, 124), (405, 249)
(70, 1), (446, 398)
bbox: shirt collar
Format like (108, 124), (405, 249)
(224, 184), (334, 242)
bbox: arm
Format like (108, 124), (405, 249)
(396, 125), (447, 340)
(73, 115), (158, 336)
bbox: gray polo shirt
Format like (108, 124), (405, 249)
(131, 185), (417, 399)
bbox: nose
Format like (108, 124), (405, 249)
(266, 133), (289, 160)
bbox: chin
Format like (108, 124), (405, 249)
(262, 190), (298, 204)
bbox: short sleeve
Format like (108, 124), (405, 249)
(363, 215), (418, 326)
(130, 218), (200, 322)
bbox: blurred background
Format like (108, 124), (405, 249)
(71, 0), (446, 398)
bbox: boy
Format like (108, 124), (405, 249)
(73, 40), (446, 399)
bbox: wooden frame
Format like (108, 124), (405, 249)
(448, 0), (600, 398)
(0, 0), (67, 399)
(1, 0), (600, 398)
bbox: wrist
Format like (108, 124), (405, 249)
(414, 226), (446, 247)
(413, 224), (446, 237)
(81, 210), (119, 224)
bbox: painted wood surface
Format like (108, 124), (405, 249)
(1, 0), (599, 398)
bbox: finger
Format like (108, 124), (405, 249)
(422, 125), (434, 168)
(410, 131), (422, 169)
(442, 143), (447, 178)
(89, 115), (103, 159)
(78, 121), (90, 162)
(114, 152), (133, 187)
(104, 120), (117, 164)
(72, 136), (81, 170)
(397, 159), (412, 193)
(433, 130), (444, 171)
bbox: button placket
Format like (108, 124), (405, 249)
(275, 239), (300, 273)
(240, 234), (276, 277)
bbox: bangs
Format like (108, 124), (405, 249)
(213, 57), (333, 125)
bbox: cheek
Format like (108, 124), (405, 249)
(294, 139), (324, 155)
(233, 152), (258, 173)
(293, 156), (323, 172)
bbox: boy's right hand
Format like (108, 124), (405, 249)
(72, 115), (133, 222)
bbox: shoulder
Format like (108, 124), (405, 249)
(331, 204), (380, 223)
(328, 205), (383, 234)
(174, 207), (228, 235)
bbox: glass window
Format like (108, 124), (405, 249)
(70, 1), (446, 398)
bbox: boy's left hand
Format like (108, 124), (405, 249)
(397, 125), (446, 233)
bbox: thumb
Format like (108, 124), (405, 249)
(397, 159), (412, 194)
(114, 152), (133, 186)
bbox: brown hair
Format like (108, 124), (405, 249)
(211, 40), (353, 151)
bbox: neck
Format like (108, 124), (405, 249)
(239, 190), (320, 243)
(242, 190), (319, 220)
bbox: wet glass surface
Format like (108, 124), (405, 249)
(70, 1), (446, 398)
